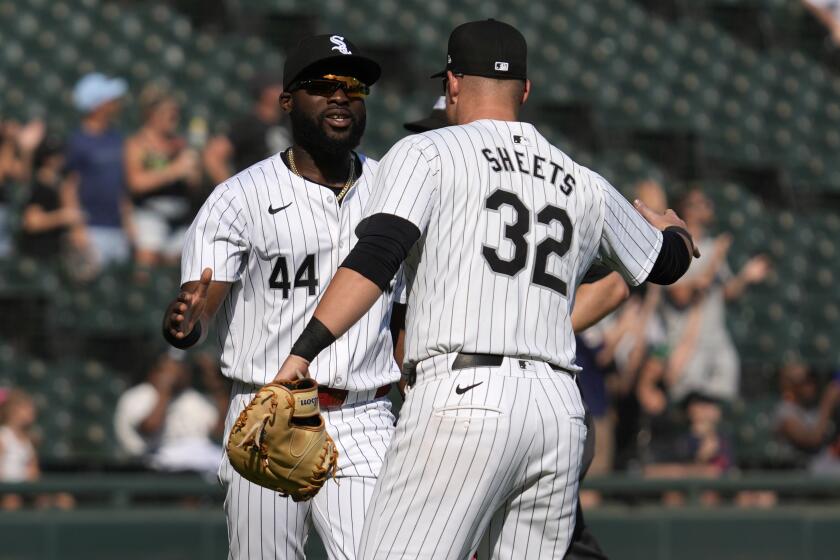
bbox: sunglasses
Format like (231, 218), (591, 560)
(292, 74), (370, 99)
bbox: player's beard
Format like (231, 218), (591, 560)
(289, 106), (366, 156)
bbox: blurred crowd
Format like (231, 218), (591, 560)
(0, 71), (289, 277)
(0, 71), (281, 507)
(1, 70), (839, 510)
(576, 179), (840, 505)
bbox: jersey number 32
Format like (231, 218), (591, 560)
(482, 190), (573, 296)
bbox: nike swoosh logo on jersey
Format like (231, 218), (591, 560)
(455, 382), (483, 395)
(268, 202), (293, 214)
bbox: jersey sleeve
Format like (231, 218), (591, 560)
(362, 137), (439, 234)
(596, 175), (663, 286)
(181, 184), (251, 284)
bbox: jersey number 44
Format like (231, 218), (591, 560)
(269, 255), (318, 299)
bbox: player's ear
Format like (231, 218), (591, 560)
(521, 80), (531, 105)
(446, 70), (461, 102)
(279, 90), (293, 114)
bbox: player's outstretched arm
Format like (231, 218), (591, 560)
(163, 267), (232, 348)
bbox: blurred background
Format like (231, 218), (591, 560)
(1, 0), (840, 558)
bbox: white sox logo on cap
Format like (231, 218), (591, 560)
(330, 35), (352, 54)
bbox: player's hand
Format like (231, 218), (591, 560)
(274, 355), (311, 383)
(166, 268), (212, 339)
(634, 199), (701, 258)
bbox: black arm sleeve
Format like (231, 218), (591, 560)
(290, 317), (337, 362)
(646, 228), (692, 285)
(341, 213), (421, 291)
(162, 321), (202, 349)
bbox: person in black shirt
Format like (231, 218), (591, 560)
(19, 137), (84, 259)
(0, 119), (45, 257)
(202, 75), (291, 185)
(125, 85), (201, 267)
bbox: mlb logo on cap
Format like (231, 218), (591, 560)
(495, 61), (509, 71)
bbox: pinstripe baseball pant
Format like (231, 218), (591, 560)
(358, 354), (586, 559)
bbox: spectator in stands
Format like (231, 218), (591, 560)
(802, 1), (840, 45)
(0, 389), (73, 510)
(114, 351), (226, 475)
(18, 137), (84, 260)
(775, 362), (840, 475)
(202, 74), (290, 184)
(0, 119), (45, 257)
(65, 73), (132, 270)
(125, 85), (200, 268)
(662, 187), (770, 403)
(0, 389), (36, 510)
(645, 392), (734, 506)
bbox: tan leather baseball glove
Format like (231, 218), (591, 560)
(226, 378), (338, 501)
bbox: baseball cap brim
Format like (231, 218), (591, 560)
(285, 54), (381, 89)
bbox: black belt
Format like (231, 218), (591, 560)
(451, 353), (576, 376)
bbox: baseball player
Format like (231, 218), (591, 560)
(402, 102), (623, 560)
(275, 19), (699, 559)
(162, 35), (405, 560)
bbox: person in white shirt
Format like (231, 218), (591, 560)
(114, 352), (226, 474)
(0, 388), (74, 510)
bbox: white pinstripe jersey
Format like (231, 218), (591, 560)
(363, 119), (663, 371)
(182, 152), (402, 390)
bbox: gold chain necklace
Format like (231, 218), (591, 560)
(288, 148), (355, 203)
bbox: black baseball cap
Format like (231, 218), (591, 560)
(283, 34), (381, 90)
(431, 19), (527, 81)
(403, 96), (448, 132)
